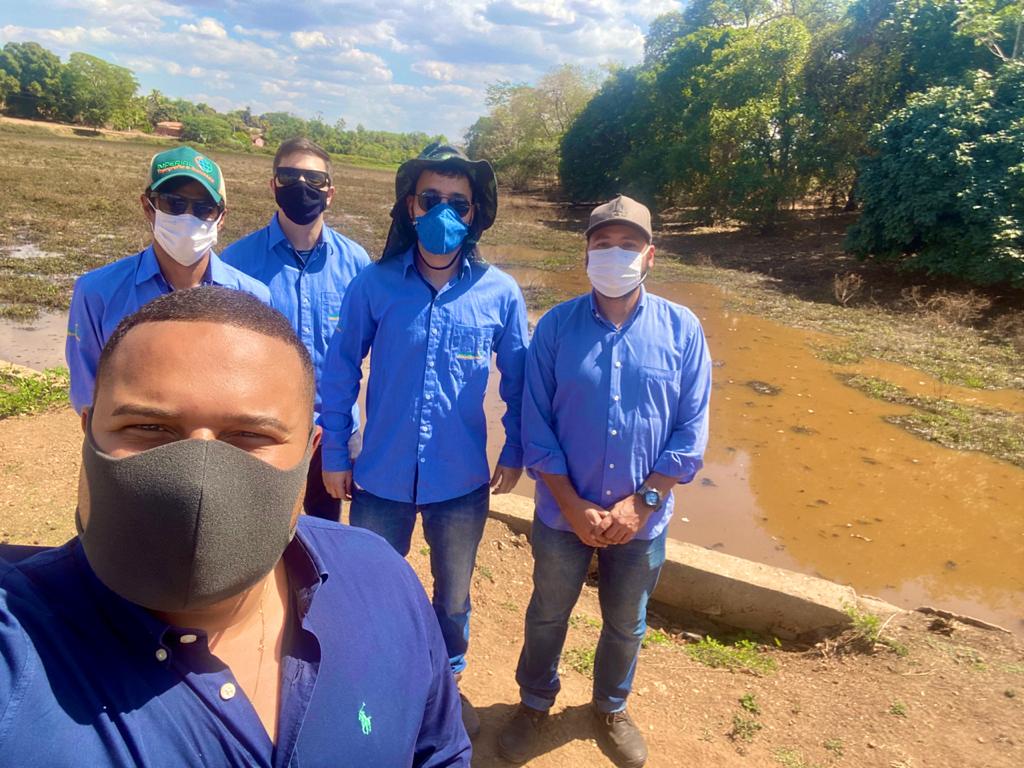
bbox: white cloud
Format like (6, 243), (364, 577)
(233, 24), (279, 41)
(411, 60), (456, 82)
(290, 30), (330, 49)
(179, 17), (227, 39)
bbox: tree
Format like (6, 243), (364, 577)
(846, 63), (1024, 286)
(0, 41), (63, 119)
(181, 114), (234, 145)
(956, 0), (1024, 61)
(58, 52), (137, 128)
(109, 96), (148, 131)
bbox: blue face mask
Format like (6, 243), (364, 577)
(414, 203), (469, 256)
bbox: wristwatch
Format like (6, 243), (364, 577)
(637, 485), (662, 510)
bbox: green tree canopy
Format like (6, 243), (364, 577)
(0, 41), (63, 119)
(58, 52), (137, 128)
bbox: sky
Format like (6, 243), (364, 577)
(0, 0), (680, 140)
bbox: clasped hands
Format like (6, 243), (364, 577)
(566, 493), (646, 548)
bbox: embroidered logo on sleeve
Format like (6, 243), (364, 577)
(358, 702), (372, 735)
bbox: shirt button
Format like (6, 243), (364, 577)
(420, 457), (426, 463)
(605, 490), (612, 496)
(220, 682), (237, 700)
(421, 425), (428, 432)
(614, 361), (622, 368)
(179, 634), (197, 644)
(428, 360), (435, 368)
(609, 463), (615, 469)
(432, 328), (438, 336)
(425, 393), (432, 401)
(613, 395), (620, 402)
(610, 429), (618, 436)
(155, 648), (168, 662)
(303, 298), (310, 305)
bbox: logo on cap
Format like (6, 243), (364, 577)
(195, 155), (215, 174)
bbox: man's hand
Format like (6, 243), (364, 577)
(598, 494), (647, 545)
(565, 501), (610, 548)
(490, 464), (523, 495)
(322, 470), (353, 501)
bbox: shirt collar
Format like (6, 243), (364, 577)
(270, 212), (328, 261)
(135, 244), (222, 289)
(402, 245), (473, 282)
(588, 285), (648, 329)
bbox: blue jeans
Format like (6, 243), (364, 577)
(349, 483), (490, 674)
(516, 516), (667, 714)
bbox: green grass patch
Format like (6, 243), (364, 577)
(569, 613), (602, 630)
(739, 693), (761, 714)
(642, 628), (672, 648)
(685, 637), (776, 675)
(563, 646), (595, 678)
(773, 747), (822, 768)
(888, 701), (908, 717)
(812, 344), (864, 365)
(729, 714), (762, 743)
(839, 374), (1024, 468)
(0, 367), (69, 419)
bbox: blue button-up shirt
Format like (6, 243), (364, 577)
(0, 517), (470, 767)
(220, 214), (371, 420)
(523, 289), (712, 540)
(319, 248), (528, 504)
(65, 246), (271, 413)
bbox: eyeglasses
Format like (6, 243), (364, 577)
(149, 192), (223, 222)
(275, 167), (331, 189)
(416, 190), (472, 218)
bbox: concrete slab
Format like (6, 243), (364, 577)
(488, 494), (890, 640)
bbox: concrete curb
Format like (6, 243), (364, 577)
(489, 494), (902, 640)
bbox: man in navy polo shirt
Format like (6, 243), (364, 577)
(222, 137), (371, 523)
(319, 143), (528, 737)
(66, 146), (270, 414)
(0, 287), (469, 767)
(498, 196), (712, 768)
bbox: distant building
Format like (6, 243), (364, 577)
(252, 134), (266, 148)
(154, 121), (184, 138)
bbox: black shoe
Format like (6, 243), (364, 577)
(592, 707), (647, 768)
(460, 692), (480, 740)
(497, 703), (548, 764)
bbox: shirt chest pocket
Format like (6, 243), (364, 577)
(636, 366), (679, 420)
(450, 323), (492, 378)
(320, 291), (342, 339)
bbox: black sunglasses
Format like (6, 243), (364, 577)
(275, 167), (331, 189)
(149, 192), (223, 222)
(416, 190), (472, 218)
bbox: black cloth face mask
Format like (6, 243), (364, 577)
(79, 424), (313, 612)
(275, 181), (328, 226)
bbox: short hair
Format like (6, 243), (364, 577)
(273, 137), (332, 176)
(95, 287), (315, 406)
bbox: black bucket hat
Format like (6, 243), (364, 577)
(381, 142), (498, 260)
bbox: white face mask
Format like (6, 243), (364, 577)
(149, 203), (220, 267)
(586, 245), (649, 298)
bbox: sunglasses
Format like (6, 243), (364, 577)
(149, 192), (223, 222)
(416, 190), (472, 218)
(275, 167), (331, 189)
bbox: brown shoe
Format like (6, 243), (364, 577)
(592, 707), (647, 768)
(497, 703), (548, 764)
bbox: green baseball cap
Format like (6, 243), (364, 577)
(147, 146), (226, 204)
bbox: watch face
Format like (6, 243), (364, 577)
(643, 490), (660, 507)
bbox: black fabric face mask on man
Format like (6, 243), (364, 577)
(79, 424), (313, 612)
(275, 181), (328, 226)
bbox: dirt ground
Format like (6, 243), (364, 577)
(1, 408), (1021, 767)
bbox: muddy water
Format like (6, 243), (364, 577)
(0, 311), (68, 370)
(482, 258), (1024, 633)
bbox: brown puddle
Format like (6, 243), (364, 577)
(0, 311), (68, 370)
(484, 259), (1024, 634)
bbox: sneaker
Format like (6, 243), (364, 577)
(497, 703), (548, 764)
(459, 692), (480, 740)
(592, 707), (647, 768)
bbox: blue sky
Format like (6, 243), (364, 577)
(1, 0), (680, 139)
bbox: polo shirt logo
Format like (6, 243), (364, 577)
(358, 702), (372, 735)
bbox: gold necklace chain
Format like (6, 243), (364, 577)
(252, 578), (268, 698)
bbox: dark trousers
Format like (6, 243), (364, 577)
(304, 443), (340, 522)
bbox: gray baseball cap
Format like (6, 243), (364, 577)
(584, 194), (652, 242)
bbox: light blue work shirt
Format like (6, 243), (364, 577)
(65, 246), (271, 413)
(220, 214), (371, 421)
(523, 288), (712, 540)
(319, 247), (528, 505)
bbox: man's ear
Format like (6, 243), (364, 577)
(140, 193), (154, 226)
(217, 207), (228, 233)
(645, 244), (656, 271)
(325, 185), (335, 208)
(311, 424), (323, 453)
(80, 407), (89, 434)
(407, 195), (416, 222)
